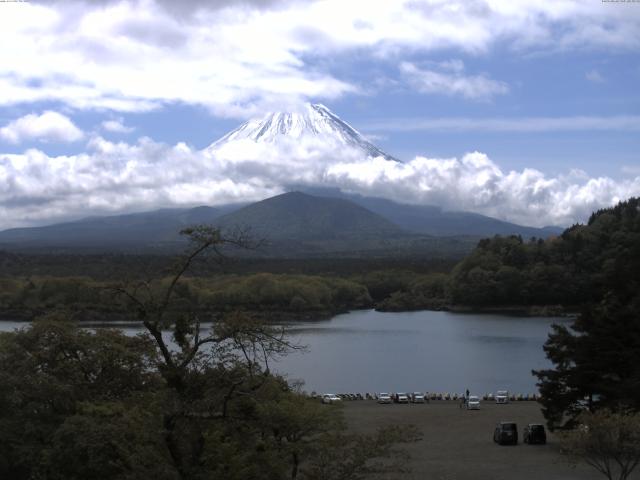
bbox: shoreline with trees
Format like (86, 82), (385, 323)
(3, 192), (635, 323)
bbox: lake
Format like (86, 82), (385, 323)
(0, 309), (569, 396)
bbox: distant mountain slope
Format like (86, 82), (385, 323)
(211, 192), (475, 258)
(0, 205), (242, 250)
(0, 192), (474, 258)
(215, 191), (403, 241)
(298, 187), (563, 238)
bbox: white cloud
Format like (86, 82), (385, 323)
(364, 115), (640, 133)
(101, 118), (135, 133)
(586, 69), (605, 83)
(0, 111), (84, 144)
(1, 134), (638, 230)
(318, 152), (640, 227)
(0, 1), (638, 115)
(400, 61), (508, 100)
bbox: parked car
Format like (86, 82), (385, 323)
(377, 393), (392, 404)
(495, 390), (509, 404)
(523, 424), (547, 444)
(494, 422), (518, 445)
(321, 394), (342, 404)
(411, 392), (425, 403)
(395, 392), (410, 404)
(467, 395), (480, 410)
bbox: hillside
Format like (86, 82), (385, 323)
(212, 191), (450, 257)
(0, 192), (478, 257)
(299, 187), (562, 238)
(0, 205), (241, 251)
(215, 191), (402, 241)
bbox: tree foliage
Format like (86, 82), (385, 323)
(448, 198), (640, 308)
(559, 410), (640, 480)
(533, 199), (640, 429)
(0, 226), (420, 480)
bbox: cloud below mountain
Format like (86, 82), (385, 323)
(1, 132), (638, 230)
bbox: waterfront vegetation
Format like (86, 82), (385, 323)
(0, 199), (638, 479)
(1, 198), (638, 319)
(0, 227), (421, 480)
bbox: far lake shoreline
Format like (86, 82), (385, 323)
(0, 303), (578, 323)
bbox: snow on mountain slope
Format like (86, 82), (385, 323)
(208, 103), (398, 161)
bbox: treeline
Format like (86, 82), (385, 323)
(0, 273), (376, 321)
(358, 198), (640, 312)
(0, 251), (458, 279)
(0, 269), (465, 321)
(0, 255), (456, 320)
(1, 198), (637, 319)
(448, 197), (640, 308)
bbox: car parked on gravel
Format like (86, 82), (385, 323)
(321, 394), (341, 404)
(377, 393), (392, 404)
(411, 392), (425, 403)
(523, 424), (546, 444)
(495, 390), (509, 404)
(467, 395), (480, 410)
(493, 422), (518, 445)
(395, 392), (409, 403)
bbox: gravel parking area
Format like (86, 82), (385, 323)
(342, 400), (605, 480)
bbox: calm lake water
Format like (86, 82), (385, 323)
(0, 309), (569, 396)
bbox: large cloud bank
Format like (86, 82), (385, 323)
(1, 0), (639, 115)
(1, 135), (638, 230)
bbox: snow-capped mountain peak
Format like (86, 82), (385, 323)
(208, 103), (397, 161)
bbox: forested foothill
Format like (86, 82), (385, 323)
(0, 255), (455, 321)
(1, 198), (639, 320)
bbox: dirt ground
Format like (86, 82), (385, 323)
(341, 399), (611, 480)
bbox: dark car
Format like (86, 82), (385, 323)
(493, 422), (518, 445)
(523, 424), (546, 444)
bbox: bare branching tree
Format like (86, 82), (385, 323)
(111, 225), (296, 476)
(113, 226), (281, 382)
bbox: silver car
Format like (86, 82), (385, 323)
(411, 392), (426, 403)
(378, 392), (392, 404)
(396, 392), (409, 404)
(467, 395), (481, 410)
(495, 390), (509, 404)
(321, 394), (342, 404)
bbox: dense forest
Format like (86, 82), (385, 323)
(532, 198), (640, 433)
(449, 197), (640, 308)
(0, 198), (638, 320)
(0, 256), (453, 321)
(379, 197), (640, 312)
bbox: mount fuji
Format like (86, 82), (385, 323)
(0, 104), (563, 254)
(207, 103), (398, 161)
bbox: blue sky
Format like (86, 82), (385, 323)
(0, 0), (639, 229)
